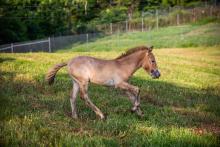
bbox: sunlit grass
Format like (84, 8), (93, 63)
(0, 46), (220, 146)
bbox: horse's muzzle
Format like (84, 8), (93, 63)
(151, 69), (160, 79)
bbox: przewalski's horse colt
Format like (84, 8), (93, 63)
(46, 46), (160, 120)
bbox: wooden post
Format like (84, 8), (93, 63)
(117, 26), (119, 48)
(11, 43), (14, 53)
(86, 33), (89, 50)
(110, 23), (112, 34)
(48, 37), (51, 53)
(210, 6), (213, 17)
(126, 20), (128, 32)
(156, 10), (159, 30)
(177, 13), (180, 25)
(193, 8), (196, 22)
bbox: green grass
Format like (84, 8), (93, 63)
(57, 23), (220, 52)
(0, 45), (220, 146)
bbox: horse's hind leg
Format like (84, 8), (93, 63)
(70, 81), (79, 119)
(79, 82), (105, 120)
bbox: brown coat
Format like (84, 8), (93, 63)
(46, 46), (160, 119)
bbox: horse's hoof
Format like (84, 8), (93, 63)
(137, 113), (144, 118)
(136, 110), (144, 118)
(100, 114), (107, 120)
(131, 107), (137, 113)
(131, 109), (136, 113)
(71, 114), (78, 119)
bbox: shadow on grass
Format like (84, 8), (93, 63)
(0, 57), (15, 63)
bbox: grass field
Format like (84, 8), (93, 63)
(1, 21), (220, 146)
(1, 45), (220, 146)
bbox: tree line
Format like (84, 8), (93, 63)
(0, 0), (216, 45)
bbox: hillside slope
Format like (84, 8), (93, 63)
(56, 23), (220, 52)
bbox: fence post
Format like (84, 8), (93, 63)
(156, 9), (159, 30)
(117, 26), (119, 49)
(110, 23), (112, 34)
(126, 20), (128, 32)
(86, 33), (89, 50)
(177, 13), (180, 25)
(48, 37), (51, 53)
(210, 6), (213, 17)
(193, 8), (196, 22)
(11, 43), (14, 53)
(142, 17), (144, 32)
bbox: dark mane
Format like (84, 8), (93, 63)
(116, 46), (148, 59)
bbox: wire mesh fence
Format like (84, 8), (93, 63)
(0, 38), (50, 53)
(97, 5), (220, 34)
(50, 33), (105, 52)
(0, 5), (219, 53)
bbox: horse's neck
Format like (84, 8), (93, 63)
(117, 51), (144, 76)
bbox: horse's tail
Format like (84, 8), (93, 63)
(45, 62), (67, 85)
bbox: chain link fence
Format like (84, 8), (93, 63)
(0, 38), (50, 53)
(0, 5), (220, 53)
(0, 33), (105, 53)
(97, 5), (220, 34)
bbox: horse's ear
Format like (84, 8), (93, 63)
(148, 46), (153, 52)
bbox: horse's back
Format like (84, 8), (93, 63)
(68, 56), (114, 68)
(67, 56), (118, 83)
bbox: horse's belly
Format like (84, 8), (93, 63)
(104, 79), (115, 86)
(91, 74), (121, 86)
(91, 79), (115, 86)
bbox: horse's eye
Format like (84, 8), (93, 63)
(152, 60), (155, 63)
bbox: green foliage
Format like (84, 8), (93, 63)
(140, 0), (161, 11)
(98, 6), (128, 24)
(0, 0), (210, 44)
(184, 0), (204, 7)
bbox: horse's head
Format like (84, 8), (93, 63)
(142, 46), (160, 79)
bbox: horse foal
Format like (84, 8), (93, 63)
(46, 46), (160, 120)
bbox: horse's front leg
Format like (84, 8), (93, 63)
(118, 82), (143, 117)
(79, 82), (105, 120)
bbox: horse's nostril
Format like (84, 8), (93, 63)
(157, 72), (161, 78)
(151, 70), (154, 73)
(154, 70), (160, 78)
